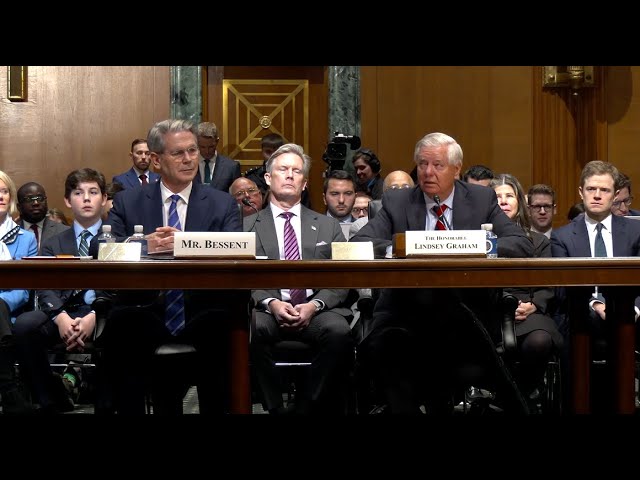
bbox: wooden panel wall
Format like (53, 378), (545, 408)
(0, 66), (170, 219)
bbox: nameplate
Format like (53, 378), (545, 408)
(98, 243), (142, 261)
(174, 231), (256, 258)
(331, 241), (374, 260)
(394, 230), (486, 258)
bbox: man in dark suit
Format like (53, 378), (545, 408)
(112, 138), (161, 189)
(194, 121), (241, 192)
(106, 119), (247, 415)
(352, 132), (534, 414)
(17, 182), (69, 253)
(14, 168), (108, 414)
(612, 172), (640, 217)
(245, 143), (354, 414)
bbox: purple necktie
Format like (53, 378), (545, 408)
(280, 212), (307, 306)
(139, 174), (148, 185)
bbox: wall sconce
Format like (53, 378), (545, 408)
(7, 66), (28, 102)
(542, 66), (595, 95)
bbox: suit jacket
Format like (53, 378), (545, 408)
(244, 205), (351, 316)
(37, 228), (96, 319)
(112, 167), (161, 189)
(0, 228), (37, 318)
(108, 181), (241, 238)
(353, 180), (534, 258)
(194, 154), (241, 192)
(20, 217), (69, 253)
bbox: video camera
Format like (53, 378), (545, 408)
(322, 132), (361, 172)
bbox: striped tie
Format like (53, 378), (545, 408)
(165, 194), (185, 335)
(280, 212), (307, 306)
(78, 230), (91, 256)
(432, 204), (448, 230)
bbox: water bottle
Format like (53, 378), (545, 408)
(124, 224), (148, 257)
(481, 223), (498, 258)
(96, 224), (116, 244)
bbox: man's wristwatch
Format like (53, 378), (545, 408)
(311, 299), (324, 312)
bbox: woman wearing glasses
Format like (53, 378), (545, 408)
(0, 170), (37, 413)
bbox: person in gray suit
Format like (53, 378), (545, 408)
(17, 182), (69, 254)
(194, 121), (241, 192)
(245, 143), (354, 415)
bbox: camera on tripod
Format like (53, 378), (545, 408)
(322, 132), (361, 172)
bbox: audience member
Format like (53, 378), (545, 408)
(352, 193), (371, 220)
(490, 174), (563, 400)
(0, 170), (37, 413)
(195, 121), (240, 192)
(14, 168), (107, 414)
(567, 202), (585, 222)
(47, 208), (70, 226)
(102, 182), (125, 222)
(112, 138), (160, 188)
(353, 148), (383, 200)
(323, 170), (357, 225)
(106, 119), (247, 415)
(245, 143), (353, 414)
(612, 172), (640, 216)
(352, 132), (534, 414)
(383, 170), (415, 191)
(230, 177), (263, 217)
(527, 184), (556, 239)
(17, 182), (69, 253)
(462, 164), (495, 186)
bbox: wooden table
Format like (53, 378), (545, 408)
(4, 257), (639, 413)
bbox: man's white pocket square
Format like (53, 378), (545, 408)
(316, 241), (328, 246)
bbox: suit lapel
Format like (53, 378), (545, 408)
(451, 181), (473, 230)
(406, 187), (427, 230)
(126, 168), (139, 188)
(612, 214), (627, 256)
(300, 206), (319, 259)
(253, 206), (280, 259)
(572, 219), (592, 256)
(145, 182), (165, 231)
(61, 228), (79, 255)
(185, 183), (208, 231)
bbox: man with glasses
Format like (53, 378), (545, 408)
(612, 172), (640, 217)
(527, 184), (557, 239)
(17, 182), (69, 253)
(230, 177), (263, 217)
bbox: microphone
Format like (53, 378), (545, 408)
(433, 195), (453, 230)
(242, 197), (260, 232)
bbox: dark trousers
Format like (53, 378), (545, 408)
(251, 309), (354, 414)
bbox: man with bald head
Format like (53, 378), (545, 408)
(383, 170), (415, 191)
(230, 177), (263, 217)
(17, 182), (69, 253)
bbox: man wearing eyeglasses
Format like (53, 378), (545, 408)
(612, 173), (640, 217)
(17, 182), (69, 253)
(230, 177), (263, 217)
(527, 184), (557, 239)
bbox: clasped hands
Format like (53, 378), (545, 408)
(515, 300), (536, 322)
(56, 312), (96, 352)
(146, 226), (179, 253)
(269, 299), (316, 331)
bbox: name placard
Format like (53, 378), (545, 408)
(331, 241), (374, 260)
(396, 230), (486, 258)
(174, 232), (256, 258)
(98, 243), (142, 261)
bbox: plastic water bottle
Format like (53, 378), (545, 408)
(124, 224), (148, 257)
(481, 223), (498, 258)
(96, 224), (116, 244)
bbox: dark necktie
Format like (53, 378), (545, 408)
(78, 229), (91, 256)
(203, 159), (212, 184)
(432, 204), (448, 230)
(594, 223), (607, 257)
(280, 212), (307, 306)
(139, 174), (148, 185)
(165, 195), (185, 335)
(30, 224), (39, 247)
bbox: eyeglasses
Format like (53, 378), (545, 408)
(613, 196), (634, 207)
(233, 188), (260, 198)
(163, 146), (199, 160)
(528, 204), (555, 212)
(388, 184), (412, 190)
(352, 207), (368, 215)
(21, 195), (47, 204)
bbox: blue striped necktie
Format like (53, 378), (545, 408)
(280, 212), (306, 306)
(165, 194), (185, 335)
(78, 230), (91, 256)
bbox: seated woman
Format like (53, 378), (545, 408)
(489, 173), (563, 400)
(0, 170), (38, 413)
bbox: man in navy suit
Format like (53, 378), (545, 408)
(112, 138), (161, 189)
(245, 143), (353, 415)
(14, 168), (108, 414)
(194, 121), (241, 192)
(352, 132), (534, 414)
(106, 119), (247, 415)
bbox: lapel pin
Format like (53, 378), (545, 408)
(311, 225), (317, 231)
